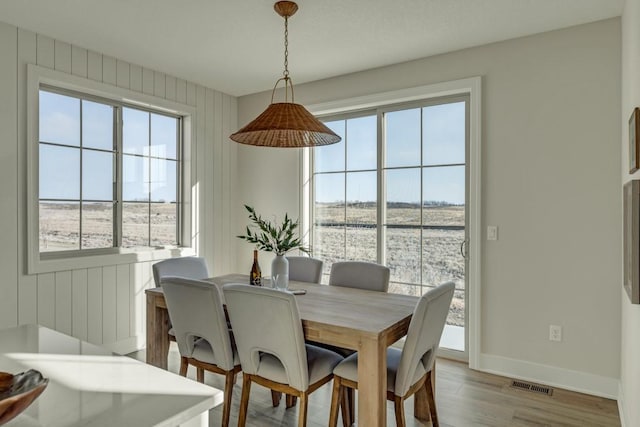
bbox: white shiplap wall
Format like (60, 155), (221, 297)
(0, 22), (238, 352)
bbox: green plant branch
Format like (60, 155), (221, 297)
(237, 205), (309, 256)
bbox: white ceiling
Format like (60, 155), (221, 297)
(0, 0), (624, 97)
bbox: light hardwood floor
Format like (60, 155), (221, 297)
(128, 345), (620, 426)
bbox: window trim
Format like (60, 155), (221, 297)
(302, 76), (482, 368)
(27, 64), (196, 274)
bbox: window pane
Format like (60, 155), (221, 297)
(314, 173), (345, 275)
(422, 166), (465, 224)
(423, 102), (465, 166)
(386, 227), (421, 285)
(82, 100), (113, 150)
(314, 120), (345, 172)
(422, 228), (465, 327)
(40, 144), (79, 200)
(123, 108), (149, 155)
(151, 203), (177, 246)
(389, 282), (421, 297)
(315, 173), (345, 206)
(81, 202), (113, 249)
(123, 154), (149, 202)
(122, 202), (149, 247)
(346, 171), (376, 224)
(386, 168), (420, 225)
(385, 108), (420, 168)
(40, 201), (79, 251)
(346, 115), (376, 170)
(82, 150), (113, 201)
(346, 226), (376, 262)
(150, 158), (177, 203)
(151, 114), (177, 159)
(313, 226), (344, 275)
(39, 91), (80, 146)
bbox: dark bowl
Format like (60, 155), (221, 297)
(0, 370), (49, 426)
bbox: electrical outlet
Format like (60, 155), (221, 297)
(549, 325), (562, 342)
(487, 225), (498, 241)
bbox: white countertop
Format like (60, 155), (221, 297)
(1, 325), (223, 427)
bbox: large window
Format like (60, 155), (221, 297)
(38, 88), (180, 254)
(312, 96), (468, 329)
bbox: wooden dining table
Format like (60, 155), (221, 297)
(145, 274), (426, 427)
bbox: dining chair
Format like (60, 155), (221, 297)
(328, 281), (455, 427)
(161, 277), (240, 427)
(152, 256), (210, 343)
(287, 256), (324, 283)
(328, 261), (390, 292)
(223, 283), (344, 427)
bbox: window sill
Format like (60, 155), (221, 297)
(29, 246), (196, 275)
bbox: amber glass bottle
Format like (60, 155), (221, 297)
(249, 249), (262, 286)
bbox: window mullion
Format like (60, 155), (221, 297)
(377, 109), (385, 266)
(115, 106), (123, 248)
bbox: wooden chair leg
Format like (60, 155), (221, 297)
(297, 392), (308, 427)
(328, 378), (342, 427)
(196, 367), (204, 383)
(346, 388), (355, 426)
(394, 396), (406, 427)
(221, 372), (235, 427)
(271, 390), (282, 407)
(238, 374), (252, 427)
(413, 378), (431, 421)
(179, 357), (189, 376)
(286, 394), (298, 408)
(426, 371), (439, 427)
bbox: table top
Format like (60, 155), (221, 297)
(147, 273), (419, 349)
(1, 325), (223, 427)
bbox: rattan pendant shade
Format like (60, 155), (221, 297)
(231, 103), (340, 147)
(229, 1), (341, 148)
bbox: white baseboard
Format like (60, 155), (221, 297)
(102, 335), (145, 355)
(478, 353), (619, 399)
(618, 382), (628, 427)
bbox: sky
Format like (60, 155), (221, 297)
(39, 90), (178, 203)
(314, 101), (466, 205)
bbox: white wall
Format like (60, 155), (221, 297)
(236, 19), (622, 396)
(620, 1), (640, 424)
(0, 21), (238, 352)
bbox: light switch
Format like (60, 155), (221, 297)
(487, 225), (498, 241)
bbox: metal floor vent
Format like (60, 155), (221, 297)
(510, 380), (554, 396)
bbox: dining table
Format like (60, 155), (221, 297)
(145, 273), (426, 427)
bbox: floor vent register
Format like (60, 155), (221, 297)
(510, 380), (554, 396)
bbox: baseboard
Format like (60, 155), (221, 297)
(478, 353), (619, 399)
(618, 382), (628, 427)
(102, 335), (145, 355)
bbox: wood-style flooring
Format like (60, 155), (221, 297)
(128, 345), (620, 427)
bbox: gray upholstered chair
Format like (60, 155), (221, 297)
(328, 281), (455, 427)
(152, 256), (210, 343)
(161, 277), (240, 427)
(287, 256), (324, 283)
(223, 284), (343, 427)
(328, 261), (390, 292)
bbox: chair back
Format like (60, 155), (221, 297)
(328, 261), (390, 292)
(287, 256), (324, 283)
(394, 281), (455, 396)
(161, 277), (235, 371)
(223, 284), (309, 390)
(152, 256), (209, 287)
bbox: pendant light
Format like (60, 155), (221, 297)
(230, 1), (341, 148)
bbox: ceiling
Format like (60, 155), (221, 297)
(0, 0), (624, 97)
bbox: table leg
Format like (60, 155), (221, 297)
(146, 294), (170, 369)
(357, 336), (387, 427)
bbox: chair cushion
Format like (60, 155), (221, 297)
(333, 347), (426, 394)
(191, 338), (240, 367)
(257, 344), (343, 389)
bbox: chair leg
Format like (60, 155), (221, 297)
(271, 390), (282, 407)
(346, 388), (355, 426)
(238, 374), (252, 427)
(297, 392), (308, 427)
(426, 371), (439, 427)
(286, 394), (297, 408)
(394, 396), (406, 427)
(179, 357), (189, 376)
(196, 367), (204, 383)
(328, 378), (342, 427)
(221, 372), (235, 427)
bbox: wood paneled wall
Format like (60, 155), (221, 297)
(0, 22), (238, 352)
